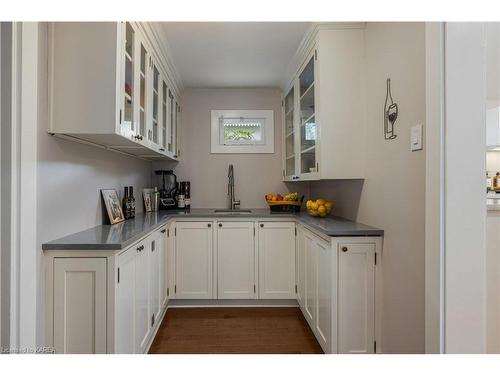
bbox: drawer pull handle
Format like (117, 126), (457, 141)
(342, 246), (348, 252)
(161, 229), (166, 233)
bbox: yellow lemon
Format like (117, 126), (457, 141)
(306, 200), (313, 208)
(316, 198), (326, 206)
(318, 205), (326, 214)
(310, 202), (319, 211)
(325, 201), (333, 210)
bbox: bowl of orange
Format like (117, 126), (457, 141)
(306, 198), (333, 217)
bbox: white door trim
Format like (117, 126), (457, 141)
(3, 22), (39, 352)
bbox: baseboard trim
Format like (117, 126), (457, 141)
(168, 299), (299, 308)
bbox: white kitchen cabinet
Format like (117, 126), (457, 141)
(217, 221), (256, 299)
(53, 258), (107, 354)
(167, 222), (176, 299)
(337, 242), (375, 354)
(116, 247), (136, 354)
(282, 25), (366, 181)
(315, 237), (332, 353)
(135, 239), (151, 353)
(149, 232), (160, 330)
(296, 224), (306, 307)
(303, 229), (317, 326)
(49, 22), (180, 161)
(258, 222), (296, 299)
(159, 226), (168, 308)
(175, 221), (214, 299)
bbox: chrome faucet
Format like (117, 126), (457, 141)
(228, 164), (241, 210)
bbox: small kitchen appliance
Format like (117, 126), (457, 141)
(155, 170), (178, 210)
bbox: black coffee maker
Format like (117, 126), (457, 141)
(155, 170), (178, 210)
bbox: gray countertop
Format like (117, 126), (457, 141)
(42, 208), (384, 251)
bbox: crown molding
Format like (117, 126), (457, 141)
(280, 22), (366, 91)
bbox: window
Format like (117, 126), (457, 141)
(211, 110), (274, 153)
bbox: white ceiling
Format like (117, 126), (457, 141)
(161, 22), (312, 88)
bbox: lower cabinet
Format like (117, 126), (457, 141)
(46, 218), (381, 354)
(297, 226), (378, 354)
(52, 258), (107, 354)
(258, 222), (296, 299)
(175, 221), (214, 299)
(217, 221), (256, 299)
(337, 242), (375, 354)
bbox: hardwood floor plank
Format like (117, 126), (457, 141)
(148, 307), (323, 354)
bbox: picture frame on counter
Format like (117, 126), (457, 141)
(143, 188), (154, 212)
(101, 189), (125, 225)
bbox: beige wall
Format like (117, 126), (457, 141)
(170, 88), (293, 208)
(310, 23), (426, 353)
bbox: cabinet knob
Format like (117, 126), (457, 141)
(161, 229), (166, 233)
(218, 223), (222, 227)
(342, 246), (348, 252)
(260, 223), (264, 228)
(208, 223), (211, 228)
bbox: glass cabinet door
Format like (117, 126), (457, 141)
(150, 62), (160, 147)
(284, 86), (296, 178)
(174, 100), (179, 157)
(167, 89), (174, 153)
(298, 54), (318, 175)
(161, 80), (168, 152)
(138, 42), (147, 141)
(122, 22), (135, 136)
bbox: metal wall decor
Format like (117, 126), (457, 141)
(384, 78), (399, 140)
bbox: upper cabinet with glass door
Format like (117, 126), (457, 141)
(283, 85), (296, 179)
(282, 26), (366, 181)
(48, 22), (181, 161)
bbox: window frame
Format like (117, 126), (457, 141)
(210, 110), (274, 154)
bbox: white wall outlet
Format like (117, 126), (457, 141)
(410, 124), (423, 151)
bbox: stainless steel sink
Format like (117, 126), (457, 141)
(214, 209), (252, 214)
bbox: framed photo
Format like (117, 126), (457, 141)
(101, 189), (125, 225)
(143, 188), (154, 212)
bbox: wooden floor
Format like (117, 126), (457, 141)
(149, 307), (323, 354)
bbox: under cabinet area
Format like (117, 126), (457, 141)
(49, 22), (180, 161)
(44, 216), (383, 354)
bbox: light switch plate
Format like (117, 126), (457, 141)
(410, 124), (423, 151)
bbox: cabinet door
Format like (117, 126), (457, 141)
(121, 22), (136, 139)
(159, 226), (168, 308)
(135, 240), (151, 353)
(303, 230), (317, 326)
(284, 84), (297, 180)
(116, 248), (136, 354)
(217, 222), (255, 299)
(175, 222), (213, 299)
(296, 225), (306, 307)
(338, 243), (375, 354)
(297, 51), (319, 179)
(316, 238), (332, 353)
(167, 89), (175, 154)
(149, 60), (161, 149)
(167, 223), (176, 299)
(174, 99), (180, 157)
(258, 222), (296, 299)
(53, 258), (107, 354)
(136, 37), (148, 142)
(149, 233), (160, 329)
(160, 78), (169, 154)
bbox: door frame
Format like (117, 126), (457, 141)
(425, 22), (488, 354)
(0, 22), (39, 352)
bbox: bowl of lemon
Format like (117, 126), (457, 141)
(306, 198), (333, 217)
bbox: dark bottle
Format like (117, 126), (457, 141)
(123, 186), (130, 219)
(129, 186), (136, 218)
